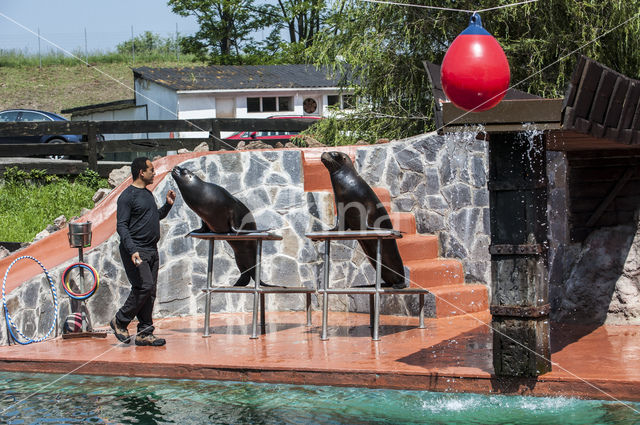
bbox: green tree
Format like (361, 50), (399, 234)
(117, 31), (178, 55)
(168, 0), (270, 64)
(307, 0), (640, 144)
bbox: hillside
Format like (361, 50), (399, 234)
(0, 60), (197, 118)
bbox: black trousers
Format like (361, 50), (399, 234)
(116, 245), (159, 336)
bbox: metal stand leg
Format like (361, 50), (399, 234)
(260, 293), (266, 334)
(369, 294), (374, 328)
(419, 293), (425, 329)
(321, 240), (330, 341)
(250, 240), (262, 339)
(203, 240), (214, 338)
(372, 238), (382, 341)
(306, 293), (312, 326)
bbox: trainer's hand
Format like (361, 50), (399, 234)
(166, 190), (176, 205)
(131, 252), (142, 266)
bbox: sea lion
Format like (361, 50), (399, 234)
(321, 151), (407, 289)
(171, 165), (263, 287)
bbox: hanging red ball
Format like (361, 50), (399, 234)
(441, 13), (510, 112)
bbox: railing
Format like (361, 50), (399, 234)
(0, 118), (317, 174)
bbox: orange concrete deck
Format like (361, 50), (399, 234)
(0, 311), (639, 402)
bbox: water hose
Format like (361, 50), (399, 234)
(61, 263), (99, 300)
(2, 256), (58, 345)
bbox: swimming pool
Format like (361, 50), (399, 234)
(0, 372), (638, 424)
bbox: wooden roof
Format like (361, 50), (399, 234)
(562, 55), (640, 146)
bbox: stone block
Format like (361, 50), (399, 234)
(392, 195), (414, 212)
(451, 207), (481, 247)
(282, 151), (302, 184)
(414, 136), (441, 163)
(219, 153), (243, 172)
(399, 172), (422, 193)
(415, 210), (445, 233)
(394, 146), (423, 173)
(442, 183), (472, 209)
(470, 155), (487, 187)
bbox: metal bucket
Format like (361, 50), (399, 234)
(68, 222), (92, 248)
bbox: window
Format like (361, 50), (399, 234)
(342, 95), (355, 109)
(327, 94), (355, 110)
(246, 96), (293, 113)
(0, 111), (19, 122)
(247, 97), (260, 113)
(278, 97), (291, 111)
(20, 111), (51, 122)
(262, 97), (277, 112)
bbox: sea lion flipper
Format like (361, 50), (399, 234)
(325, 216), (341, 232)
(186, 220), (211, 237)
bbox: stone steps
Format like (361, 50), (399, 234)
(301, 150), (488, 319)
(429, 284), (489, 317)
(405, 259), (465, 287)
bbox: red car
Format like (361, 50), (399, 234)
(225, 116), (321, 142)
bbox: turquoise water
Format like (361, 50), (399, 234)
(0, 372), (638, 424)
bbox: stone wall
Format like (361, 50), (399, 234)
(0, 133), (492, 345)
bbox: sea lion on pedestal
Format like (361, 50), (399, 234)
(171, 165), (263, 287)
(321, 151), (407, 288)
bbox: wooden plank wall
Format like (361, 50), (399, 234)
(568, 150), (640, 242)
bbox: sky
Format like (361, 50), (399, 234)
(0, 1), (201, 55)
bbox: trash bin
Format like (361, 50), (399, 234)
(68, 222), (92, 248)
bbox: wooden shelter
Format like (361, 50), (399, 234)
(425, 56), (640, 376)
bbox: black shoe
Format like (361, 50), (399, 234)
(110, 318), (131, 343)
(135, 334), (166, 346)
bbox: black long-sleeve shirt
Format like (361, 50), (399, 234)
(116, 185), (172, 255)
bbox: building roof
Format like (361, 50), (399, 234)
(61, 99), (136, 116)
(562, 55), (640, 145)
(132, 65), (344, 91)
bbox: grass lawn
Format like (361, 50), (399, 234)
(0, 54), (203, 117)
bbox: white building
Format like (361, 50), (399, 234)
(65, 64), (353, 139)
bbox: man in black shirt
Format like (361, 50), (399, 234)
(110, 157), (176, 346)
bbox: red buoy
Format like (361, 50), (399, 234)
(441, 13), (510, 112)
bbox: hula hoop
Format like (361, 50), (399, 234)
(2, 255), (58, 345)
(61, 263), (99, 300)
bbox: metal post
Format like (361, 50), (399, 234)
(131, 25), (135, 64)
(250, 239), (262, 339)
(418, 294), (425, 329)
(203, 240), (214, 337)
(76, 246), (91, 334)
(321, 240), (330, 341)
(260, 293), (266, 333)
(38, 27), (41, 69)
(369, 294), (374, 328)
(372, 238), (382, 341)
(306, 293), (312, 326)
(175, 23), (180, 62)
(84, 27), (88, 63)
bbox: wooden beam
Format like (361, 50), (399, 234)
(0, 118), (317, 137)
(442, 99), (563, 127)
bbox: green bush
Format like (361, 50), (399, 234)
(0, 168), (108, 242)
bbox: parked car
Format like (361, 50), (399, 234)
(225, 116), (321, 143)
(0, 109), (86, 159)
